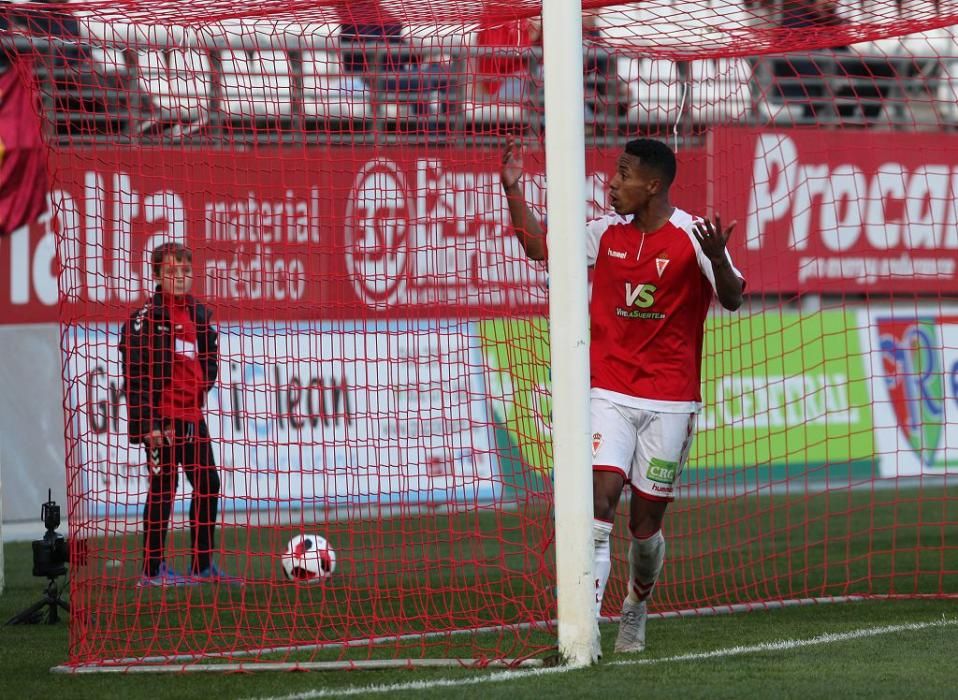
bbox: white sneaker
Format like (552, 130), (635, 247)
(614, 598), (647, 653)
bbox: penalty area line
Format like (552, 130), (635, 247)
(249, 617), (957, 700)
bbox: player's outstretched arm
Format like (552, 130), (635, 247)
(693, 215), (744, 311)
(501, 136), (547, 261)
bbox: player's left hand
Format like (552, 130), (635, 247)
(692, 215), (736, 263)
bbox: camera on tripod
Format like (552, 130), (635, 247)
(32, 489), (69, 579)
(5, 489), (72, 625)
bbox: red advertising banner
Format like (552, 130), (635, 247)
(22, 132), (958, 322)
(0, 145), (707, 324)
(711, 129), (958, 294)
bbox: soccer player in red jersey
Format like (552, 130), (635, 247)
(500, 137), (744, 652)
(120, 243), (242, 587)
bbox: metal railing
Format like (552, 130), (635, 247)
(1, 33), (952, 148)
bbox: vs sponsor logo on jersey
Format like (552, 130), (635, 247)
(625, 283), (656, 308)
(616, 282), (665, 320)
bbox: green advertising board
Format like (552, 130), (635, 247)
(479, 312), (876, 480)
(480, 318), (554, 474)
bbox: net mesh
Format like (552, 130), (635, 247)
(0, 0), (955, 669)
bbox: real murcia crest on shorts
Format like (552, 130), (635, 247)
(592, 432), (603, 456)
(655, 255), (670, 278)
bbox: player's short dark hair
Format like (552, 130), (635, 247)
(151, 242), (192, 277)
(624, 138), (677, 187)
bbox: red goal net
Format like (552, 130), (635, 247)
(1, 0), (955, 670)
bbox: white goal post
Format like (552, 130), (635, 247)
(542, 0), (600, 667)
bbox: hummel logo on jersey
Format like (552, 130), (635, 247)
(607, 248), (627, 259)
(655, 256), (670, 277)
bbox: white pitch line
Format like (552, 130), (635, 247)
(609, 616), (958, 667)
(247, 617), (956, 700)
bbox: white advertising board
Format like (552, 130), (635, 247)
(65, 321), (498, 516)
(861, 307), (958, 476)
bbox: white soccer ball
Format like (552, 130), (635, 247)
(281, 534), (336, 582)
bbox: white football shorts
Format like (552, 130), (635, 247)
(591, 396), (697, 501)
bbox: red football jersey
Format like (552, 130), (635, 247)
(157, 302), (205, 423)
(585, 208), (744, 412)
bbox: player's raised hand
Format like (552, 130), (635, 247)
(692, 214), (737, 262)
(500, 136), (524, 191)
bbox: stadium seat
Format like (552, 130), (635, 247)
(857, 28), (956, 60)
(135, 49), (212, 133)
(89, 47), (126, 76)
(301, 50), (373, 124)
(935, 60), (958, 125)
(218, 50), (294, 125)
(403, 24), (474, 50)
(689, 57), (752, 123)
(598, 0), (755, 50)
(459, 81), (530, 130)
(618, 56), (681, 127)
(900, 28), (957, 60)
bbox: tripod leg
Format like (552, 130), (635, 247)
(4, 577), (69, 626)
(50, 594), (70, 624)
(46, 580), (69, 624)
(5, 599), (49, 625)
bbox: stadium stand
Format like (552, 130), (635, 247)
(300, 49), (373, 128)
(2, 1), (957, 143)
(218, 50), (295, 129)
(135, 49), (211, 137)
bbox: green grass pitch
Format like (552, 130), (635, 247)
(0, 485), (955, 698)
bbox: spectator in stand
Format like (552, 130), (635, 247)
(582, 10), (607, 81)
(475, 5), (617, 126)
(9, 0), (88, 67)
(582, 9), (630, 123)
(334, 0), (450, 123)
(776, 0), (889, 121)
(2, 0), (125, 130)
(335, 0), (404, 74)
(474, 4), (542, 102)
(779, 0), (845, 29)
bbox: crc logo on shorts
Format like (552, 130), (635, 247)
(647, 457), (677, 484)
(592, 432), (603, 456)
(345, 158), (414, 309)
